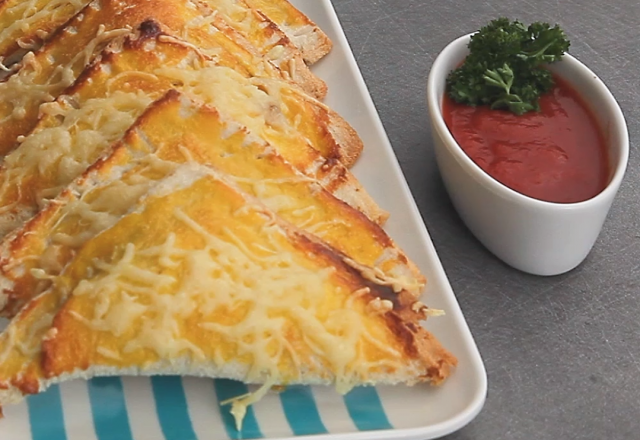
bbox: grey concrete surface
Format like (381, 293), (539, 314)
(330, 1), (640, 439)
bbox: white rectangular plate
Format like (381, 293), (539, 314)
(1, 1), (486, 439)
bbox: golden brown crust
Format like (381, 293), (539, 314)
(326, 109), (364, 168)
(288, 84), (359, 165)
(0, 26), (374, 259)
(0, 164), (453, 406)
(294, 230), (455, 383)
(288, 51), (327, 99)
(383, 301), (457, 384)
(0, 13), (109, 155)
(314, 157), (388, 225)
(0, 197), (67, 317)
(0, 0), (173, 157)
(300, 30), (333, 65)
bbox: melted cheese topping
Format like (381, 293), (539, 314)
(0, 25), (331, 227)
(0, 291), (60, 390)
(198, 0), (294, 70)
(0, 0), (306, 156)
(158, 64), (287, 133)
(0, 90), (152, 236)
(0, 0), (87, 60)
(180, 7), (278, 82)
(242, 0), (319, 51)
(0, 25), (130, 126)
(50, 178), (155, 249)
(0, 48), (238, 236)
(225, 378), (276, 431)
(0, 54), (331, 237)
(155, 64), (335, 167)
(0, 105), (147, 233)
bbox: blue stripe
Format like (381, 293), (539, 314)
(343, 387), (393, 431)
(279, 385), (327, 435)
(27, 384), (68, 440)
(150, 376), (198, 440)
(213, 379), (263, 439)
(88, 377), (134, 440)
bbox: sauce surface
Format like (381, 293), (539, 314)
(443, 75), (609, 203)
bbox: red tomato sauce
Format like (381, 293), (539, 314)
(442, 75), (609, 203)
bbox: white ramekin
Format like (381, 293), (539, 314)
(426, 33), (629, 276)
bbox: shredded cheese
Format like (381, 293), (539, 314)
(225, 378), (276, 431)
(156, 65), (293, 137)
(200, 0), (295, 70)
(0, 0), (87, 58)
(0, 90), (152, 236)
(0, 35), (326, 239)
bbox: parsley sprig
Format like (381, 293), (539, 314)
(446, 18), (570, 115)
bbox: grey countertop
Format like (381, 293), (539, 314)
(330, 1), (640, 439)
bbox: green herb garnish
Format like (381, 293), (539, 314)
(446, 18), (570, 115)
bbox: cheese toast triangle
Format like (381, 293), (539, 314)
(0, 0), (327, 157)
(0, 25), (374, 238)
(0, 90), (423, 317)
(0, 162), (455, 429)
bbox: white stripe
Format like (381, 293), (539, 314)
(59, 380), (99, 440)
(376, 384), (450, 429)
(182, 377), (228, 440)
(310, 387), (358, 434)
(120, 377), (164, 440)
(249, 385), (293, 438)
(2, 400), (32, 439)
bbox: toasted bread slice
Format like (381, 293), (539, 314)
(0, 0), (328, 157)
(0, 163), (455, 427)
(0, 90), (422, 317)
(244, 0), (332, 64)
(0, 27), (376, 238)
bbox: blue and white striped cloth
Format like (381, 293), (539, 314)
(2, 377), (397, 439)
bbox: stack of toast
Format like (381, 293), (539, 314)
(0, 0), (456, 429)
